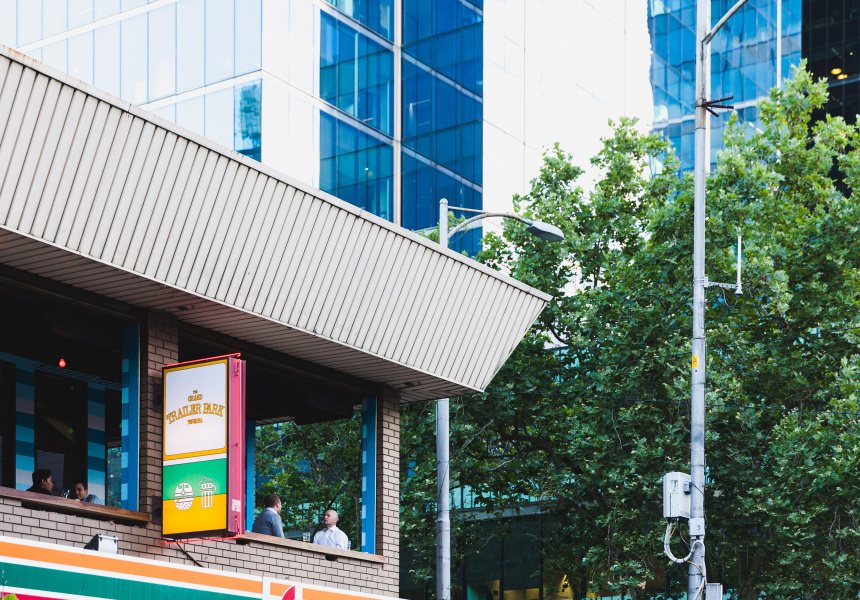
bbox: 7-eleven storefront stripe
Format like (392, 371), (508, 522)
(0, 536), (395, 600)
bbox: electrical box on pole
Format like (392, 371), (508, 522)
(662, 472), (691, 520)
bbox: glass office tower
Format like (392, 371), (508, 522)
(803, 0), (860, 123)
(647, 0), (802, 171)
(0, 0), (481, 253)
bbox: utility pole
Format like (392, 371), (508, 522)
(689, 0), (711, 594)
(689, 0), (749, 597)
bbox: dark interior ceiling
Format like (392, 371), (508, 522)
(179, 331), (371, 426)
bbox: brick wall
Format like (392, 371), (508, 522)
(141, 309), (178, 515)
(376, 386), (400, 592)
(0, 310), (402, 597)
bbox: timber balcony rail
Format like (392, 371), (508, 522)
(0, 486), (151, 525)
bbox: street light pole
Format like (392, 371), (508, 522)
(437, 199), (451, 600)
(435, 198), (562, 600)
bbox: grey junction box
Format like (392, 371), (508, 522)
(662, 472), (691, 519)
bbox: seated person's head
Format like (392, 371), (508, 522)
(264, 494), (281, 511)
(32, 469), (53, 492)
(323, 509), (338, 528)
(73, 482), (89, 500)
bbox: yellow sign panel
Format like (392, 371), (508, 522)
(163, 494), (228, 535)
(692, 355), (698, 368)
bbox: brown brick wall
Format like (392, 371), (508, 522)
(376, 388), (400, 569)
(0, 311), (401, 597)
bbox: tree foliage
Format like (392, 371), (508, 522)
(401, 64), (860, 599)
(255, 416), (362, 545)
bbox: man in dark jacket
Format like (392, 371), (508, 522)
(26, 469), (53, 495)
(251, 494), (284, 538)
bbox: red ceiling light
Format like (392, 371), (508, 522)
(59, 357), (66, 368)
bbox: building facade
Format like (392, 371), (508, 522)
(803, 0), (860, 122)
(0, 0), (653, 254)
(0, 0), (484, 253)
(0, 45), (549, 600)
(648, 0), (860, 172)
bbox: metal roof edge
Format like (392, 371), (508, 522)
(0, 45), (552, 304)
(0, 225), (488, 397)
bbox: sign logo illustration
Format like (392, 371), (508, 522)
(174, 482), (194, 510)
(201, 477), (215, 508)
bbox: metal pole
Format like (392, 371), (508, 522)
(691, 0), (710, 597)
(437, 198), (451, 600)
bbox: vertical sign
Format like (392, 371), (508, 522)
(162, 355), (245, 537)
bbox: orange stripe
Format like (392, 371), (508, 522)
(270, 582), (292, 596)
(304, 588), (365, 600)
(0, 540), (262, 595)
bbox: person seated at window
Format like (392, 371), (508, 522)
(72, 482), (103, 504)
(26, 469), (53, 495)
(313, 509), (348, 549)
(251, 494), (285, 538)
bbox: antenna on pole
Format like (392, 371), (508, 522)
(735, 235), (743, 295)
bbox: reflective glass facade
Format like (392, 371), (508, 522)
(402, 0), (483, 254)
(320, 11), (394, 136)
(2, 0), (483, 253)
(803, 0), (860, 123)
(648, 0), (802, 170)
(1, 0), (263, 166)
(325, 0), (394, 41)
(320, 111), (394, 220)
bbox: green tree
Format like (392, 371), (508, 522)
(401, 63), (860, 599)
(255, 417), (362, 545)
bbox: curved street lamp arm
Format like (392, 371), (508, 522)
(704, 0), (750, 46)
(446, 212), (532, 239)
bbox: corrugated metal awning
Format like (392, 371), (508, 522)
(0, 46), (550, 403)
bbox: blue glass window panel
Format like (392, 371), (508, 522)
(177, 95), (205, 138)
(69, 0), (95, 28)
(319, 112), (393, 220)
(324, 0), (393, 41)
(234, 81), (261, 160)
(94, 0), (120, 19)
(177, 0), (205, 93)
(234, 0), (262, 75)
(401, 153), (480, 255)
(121, 0), (146, 9)
(403, 0), (482, 94)
(94, 24), (120, 97)
(205, 0), (234, 85)
(403, 61), (482, 184)
(42, 41), (67, 73)
(68, 33), (94, 85)
(0, 0), (16, 47)
(43, 0), (68, 37)
(148, 5), (176, 101)
(120, 14), (147, 104)
(18, 1), (42, 46)
(205, 87), (234, 149)
(319, 13), (393, 135)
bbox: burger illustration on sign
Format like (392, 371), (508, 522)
(174, 482), (194, 510)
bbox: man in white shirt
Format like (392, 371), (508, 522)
(312, 509), (349, 549)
